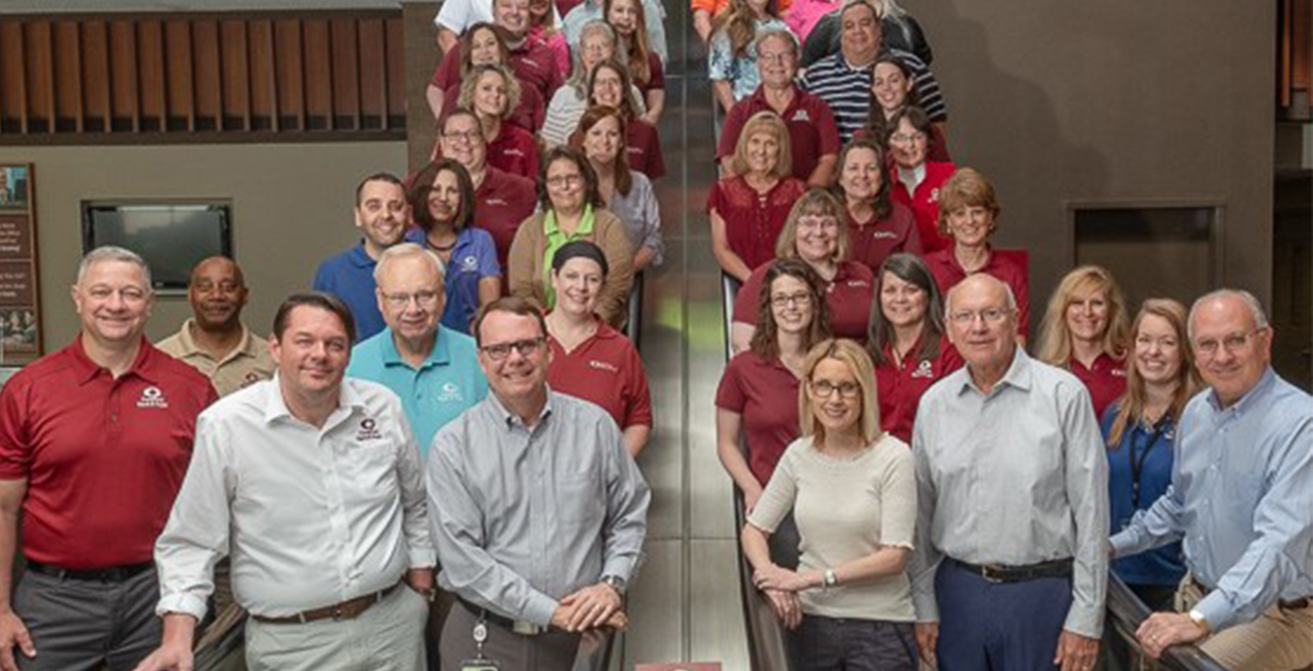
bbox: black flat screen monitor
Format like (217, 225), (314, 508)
(82, 202), (233, 292)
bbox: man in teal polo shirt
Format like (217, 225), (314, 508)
(347, 243), (487, 456)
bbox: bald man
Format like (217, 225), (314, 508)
(158, 257), (275, 396)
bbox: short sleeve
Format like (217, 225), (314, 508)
(707, 180), (726, 215)
(717, 105), (746, 160)
(435, 0), (474, 33)
(433, 48), (462, 90)
(708, 32), (733, 81)
(878, 441), (918, 549)
(815, 100), (841, 155)
(747, 445), (799, 532)
(642, 125), (667, 179)
(0, 378), (32, 479)
(715, 358), (749, 413)
(473, 229), (502, 278)
(733, 268), (764, 325)
(648, 55), (666, 91)
(622, 345), (653, 429)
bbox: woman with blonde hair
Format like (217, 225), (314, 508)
(743, 337), (918, 669)
(1037, 265), (1132, 418)
(456, 63), (539, 179)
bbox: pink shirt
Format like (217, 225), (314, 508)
(784, 0), (840, 43)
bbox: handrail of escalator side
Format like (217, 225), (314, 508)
(723, 273), (741, 362)
(734, 487), (793, 671)
(1105, 574), (1227, 671)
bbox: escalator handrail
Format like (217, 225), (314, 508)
(1105, 574), (1228, 671)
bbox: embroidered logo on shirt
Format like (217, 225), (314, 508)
(791, 110), (812, 122)
(929, 188), (941, 203)
(503, 148), (526, 157)
(356, 417), (383, 441)
(911, 360), (935, 379)
(136, 386), (169, 409)
(847, 280), (871, 288)
(437, 382), (464, 403)
(242, 372), (262, 387)
(1112, 368), (1127, 377)
(486, 198), (508, 206)
(870, 231), (897, 239)
(589, 360), (619, 373)
(461, 255), (479, 272)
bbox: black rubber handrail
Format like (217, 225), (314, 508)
(1105, 574), (1227, 671)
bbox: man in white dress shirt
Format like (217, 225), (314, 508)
(135, 292), (435, 671)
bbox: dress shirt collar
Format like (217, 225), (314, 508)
(261, 374), (369, 428)
(1205, 366), (1277, 417)
(956, 345), (1032, 396)
(487, 386), (557, 429)
(379, 326), (452, 370)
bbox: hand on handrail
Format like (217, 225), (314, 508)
(1136, 612), (1209, 659)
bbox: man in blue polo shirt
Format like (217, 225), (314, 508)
(313, 172), (408, 342)
(347, 243), (487, 455)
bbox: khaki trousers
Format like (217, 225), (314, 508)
(1178, 577), (1313, 671)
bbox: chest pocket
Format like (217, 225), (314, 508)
(345, 442), (399, 499)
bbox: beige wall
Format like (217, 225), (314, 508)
(916, 1), (1276, 324)
(0, 142), (406, 351)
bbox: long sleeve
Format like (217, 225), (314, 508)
(394, 407), (435, 568)
(507, 215), (543, 306)
(1109, 482), (1187, 558)
(595, 215), (635, 328)
(600, 416), (651, 581)
(1061, 385), (1110, 638)
(637, 178), (665, 267)
(909, 405), (942, 622)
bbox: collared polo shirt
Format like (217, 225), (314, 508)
(406, 227), (502, 334)
(873, 334), (962, 443)
(925, 245), (1030, 339)
(440, 79), (546, 133)
(715, 350), (801, 484)
(716, 85), (841, 182)
(157, 320), (275, 396)
(487, 124), (541, 180)
(1069, 353), (1128, 419)
(734, 260), (875, 343)
(547, 319), (652, 430)
(431, 37), (563, 101)
(0, 337), (217, 568)
(846, 202), (923, 274)
(888, 160), (956, 253)
(475, 167), (538, 271)
(312, 244), (385, 342)
(347, 325), (488, 456)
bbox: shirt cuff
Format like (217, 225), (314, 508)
(156, 593), (209, 623)
(524, 591), (560, 627)
(600, 556), (638, 584)
(408, 546), (437, 569)
(912, 589), (939, 622)
(1063, 606), (1104, 639)
(1193, 591), (1237, 632)
(1108, 529), (1138, 558)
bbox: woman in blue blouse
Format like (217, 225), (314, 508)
(407, 159), (502, 334)
(1102, 298), (1201, 610)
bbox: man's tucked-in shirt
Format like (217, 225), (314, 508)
(154, 377), (434, 622)
(428, 391), (650, 626)
(1110, 369), (1313, 631)
(910, 348), (1109, 638)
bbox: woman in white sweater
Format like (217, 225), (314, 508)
(742, 337), (919, 669)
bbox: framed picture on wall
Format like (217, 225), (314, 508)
(0, 164), (42, 363)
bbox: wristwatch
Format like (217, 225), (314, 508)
(601, 575), (627, 596)
(1187, 609), (1212, 635)
(823, 569), (839, 590)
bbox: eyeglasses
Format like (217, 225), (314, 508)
(948, 308), (1011, 324)
(382, 290), (440, 308)
(1194, 329), (1264, 358)
(891, 132), (927, 144)
(480, 337), (546, 360)
(442, 130), (482, 143)
(811, 380), (861, 399)
(770, 292), (812, 308)
(546, 174), (583, 189)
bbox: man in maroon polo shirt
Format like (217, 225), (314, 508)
(0, 247), (216, 671)
(437, 109), (536, 272)
(716, 29), (840, 188)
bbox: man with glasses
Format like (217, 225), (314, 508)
(1112, 289), (1313, 670)
(428, 296), (649, 671)
(0, 247), (217, 671)
(910, 274), (1107, 671)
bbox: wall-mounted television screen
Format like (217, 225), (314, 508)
(82, 202), (233, 292)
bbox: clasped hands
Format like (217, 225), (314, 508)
(552, 582), (628, 633)
(752, 563), (814, 630)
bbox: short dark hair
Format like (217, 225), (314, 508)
(272, 292), (357, 345)
(471, 296), (547, 347)
(355, 172), (405, 207)
(409, 159), (476, 232)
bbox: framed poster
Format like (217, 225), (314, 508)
(0, 165), (41, 363)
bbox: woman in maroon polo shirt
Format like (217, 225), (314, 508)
(607, 0), (666, 125)
(866, 253), (961, 443)
(545, 241), (652, 456)
(887, 105), (956, 253)
(859, 54), (949, 163)
(427, 23), (546, 133)
(710, 111), (808, 282)
(581, 60), (667, 180)
(457, 64), (541, 180)
(835, 137), (922, 274)
(716, 259), (831, 565)
(1037, 265), (1132, 418)
(923, 167), (1031, 342)
(731, 188), (875, 353)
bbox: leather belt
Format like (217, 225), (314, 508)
(457, 596), (550, 636)
(1192, 577), (1311, 611)
(25, 559), (153, 582)
(252, 583), (401, 624)
(952, 557), (1074, 583)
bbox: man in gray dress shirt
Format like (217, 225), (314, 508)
(428, 296), (650, 670)
(911, 274), (1108, 671)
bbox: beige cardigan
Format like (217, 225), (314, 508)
(507, 208), (634, 327)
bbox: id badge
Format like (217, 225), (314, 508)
(460, 661), (501, 671)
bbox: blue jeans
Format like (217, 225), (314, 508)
(797, 614), (917, 671)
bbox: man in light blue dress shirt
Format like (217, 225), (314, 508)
(1111, 289), (1313, 670)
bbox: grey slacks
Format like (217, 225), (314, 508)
(14, 567), (160, 671)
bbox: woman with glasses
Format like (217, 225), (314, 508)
(508, 146), (634, 327)
(886, 106), (956, 253)
(575, 60), (666, 179)
(717, 259), (831, 569)
(406, 159), (502, 334)
(743, 338), (918, 670)
(456, 64), (540, 180)
(730, 189), (874, 354)
(574, 106), (664, 272)
(924, 167), (1031, 342)
(1037, 266), (1133, 418)
(866, 253), (961, 443)
(858, 54), (949, 163)
(545, 241), (652, 456)
(835, 137), (921, 274)
(542, 21), (645, 147)
(427, 23), (546, 133)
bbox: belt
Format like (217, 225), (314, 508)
(252, 583), (401, 624)
(1192, 577), (1311, 611)
(458, 596), (550, 636)
(25, 559), (153, 582)
(952, 557), (1074, 583)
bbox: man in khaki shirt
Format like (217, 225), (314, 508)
(157, 257), (274, 396)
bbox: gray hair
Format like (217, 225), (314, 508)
(373, 243), (446, 285)
(944, 274), (1017, 319)
(755, 28), (799, 58)
(1187, 288), (1269, 341)
(77, 246), (152, 290)
(567, 20), (626, 92)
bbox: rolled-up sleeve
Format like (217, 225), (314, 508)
(1061, 384), (1110, 638)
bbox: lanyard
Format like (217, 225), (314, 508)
(1129, 419), (1168, 509)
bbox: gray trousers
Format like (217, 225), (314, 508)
(245, 585), (428, 671)
(439, 601), (591, 671)
(14, 567), (160, 671)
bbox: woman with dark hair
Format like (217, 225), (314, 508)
(427, 23), (546, 132)
(456, 64), (540, 180)
(542, 21), (646, 147)
(574, 106), (664, 271)
(731, 189), (874, 353)
(744, 338), (918, 669)
(406, 159), (502, 333)
(545, 241), (652, 455)
(580, 60), (666, 179)
(866, 253), (961, 443)
(708, 0), (788, 112)
(886, 105), (956, 253)
(1038, 265), (1133, 418)
(606, 0), (666, 124)
(508, 146), (634, 327)
(859, 54), (949, 163)
(835, 138), (921, 273)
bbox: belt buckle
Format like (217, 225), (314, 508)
(332, 603), (345, 621)
(980, 565), (1004, 583)
(512, 620), (543, 636)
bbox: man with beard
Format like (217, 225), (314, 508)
(158, 257), (274, 396)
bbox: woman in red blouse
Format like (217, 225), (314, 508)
(456, 64), (541, 180)
(1037, 265), (1133, 418)
(836, 137), (922, 274)
(886, 105), (955, 253)
(709, 111), (808, 282)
